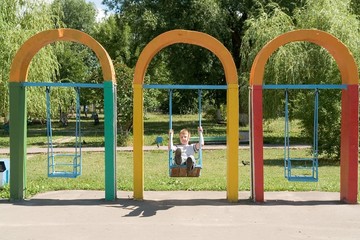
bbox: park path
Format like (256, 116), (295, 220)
(1, 190), (360, 240)
(0, 144), (311, 155)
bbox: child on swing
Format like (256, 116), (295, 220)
(168, 126), (204, 173)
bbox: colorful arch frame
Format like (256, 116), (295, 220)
(9, 28), (117, 200)
(249, 29), (359, 203)
(133, 29), (239, 202)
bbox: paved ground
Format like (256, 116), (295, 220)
(1, 190), (360, 240)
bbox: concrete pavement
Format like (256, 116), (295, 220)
(1, 190), (359, 240)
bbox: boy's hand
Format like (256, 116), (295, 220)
(169, 129), (174, 135)
(198, 126), (203, 133)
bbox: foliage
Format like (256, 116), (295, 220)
(51, 0), (97, 32)
(104, 0), (230, 114)
(240, 0), (360, 158)
(0, 0), (60, 120)
(51, 0), (101, 110)
(92, 15), (132, 62)
(114, 62), (133, 134)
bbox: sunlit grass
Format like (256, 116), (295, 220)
(0, 114), (358, 202)
(0, 148), (352, 200)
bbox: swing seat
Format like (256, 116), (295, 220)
(48, 154), (81, 178)
(170, 166), (201, 177)
(48, 171), (80, 178)
(285, 157), (318, 182)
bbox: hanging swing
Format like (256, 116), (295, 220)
(284, 88), (319, 182)
(168, 89), (203, 177)
(46, 86), (82, 178)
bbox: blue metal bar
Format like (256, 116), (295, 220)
(21, 82), (104, 88)
(143, 84), (227, 90)
(45, 86), (54, 176)
(75, 87), (82, 175)
(198, 89), (202, 167)
(198, 89), (202, 127)
(46, 86), (82, 178)
(284, 88), (319, 182)
(313, 89), (319, 180)
(168, 89), (173, 173)
(263, 84), (347, 90)
(284, 89), (289, 178)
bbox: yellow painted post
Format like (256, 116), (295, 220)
(133, 84), (144, 200)
(226, 83), (239, 202)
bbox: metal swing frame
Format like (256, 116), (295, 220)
(46, 86), (82, 178)
(167, 89), (203, 177)
(263, 84), (347, 182)
(284, 88), (319, 182)
(143, 84), (227, 177)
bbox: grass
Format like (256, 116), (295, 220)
(0, 148), (347, 199)
(0, 113), (358, 201)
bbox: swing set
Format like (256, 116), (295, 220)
(23, 82), (104, 178)
(263, 84), (347, 182)
(143, 84), (227, 177)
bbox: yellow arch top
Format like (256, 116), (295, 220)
(10, 28), (115, 83)
(250, 29), (359, 85)
(133, 29), (237, 85)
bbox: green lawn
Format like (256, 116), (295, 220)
(0, 113), (358, 201)
(0, 148), (349, 199)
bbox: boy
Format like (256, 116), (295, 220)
(168, 127), (204, 173)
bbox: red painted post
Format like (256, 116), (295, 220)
(251, 85), (264, 202)
(340, 84), (358, 203)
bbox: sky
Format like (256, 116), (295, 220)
(85, 0), (108, 21)
(43, 0), (110, 22)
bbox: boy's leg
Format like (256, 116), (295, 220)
(174, 148), (182, 165)
(186, 156), (195, 172)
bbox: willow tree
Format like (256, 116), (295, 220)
(241, 0), (360, 157)
(0, 0), (59, 121)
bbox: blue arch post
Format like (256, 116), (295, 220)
(104, 81), (117, 200)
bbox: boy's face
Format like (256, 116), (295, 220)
(179, 132), (189, 145)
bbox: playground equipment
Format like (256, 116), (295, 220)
(284, 87), (319, 182)
(168, 87), (202, 177)
(45, 85), (82, 178)
(264, 84), (346, 182)
(8, 27), (357, 205)
(9, 29), (117, 201)
(144, 84), (227, 177)
(0, 159), (10, 188)
(133, 30), (239, 202)
(249, 29), (359, 203)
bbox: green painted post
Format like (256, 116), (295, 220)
(104, 81), (117, 200)
(9, 82), (27, 200)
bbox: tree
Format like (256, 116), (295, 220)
(102, 0), (306, 117)
(0, 0), (59, 119)
(51, 0), (101, 113)
(241, 0), (360, 157)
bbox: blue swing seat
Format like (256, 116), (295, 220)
(285, 157), (318, 182)
(284, 88), (319, 182)
(46, 86), (82, 178)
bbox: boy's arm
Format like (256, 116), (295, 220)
(196, 126), (204, 150)
(168, 129), (174, 150)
